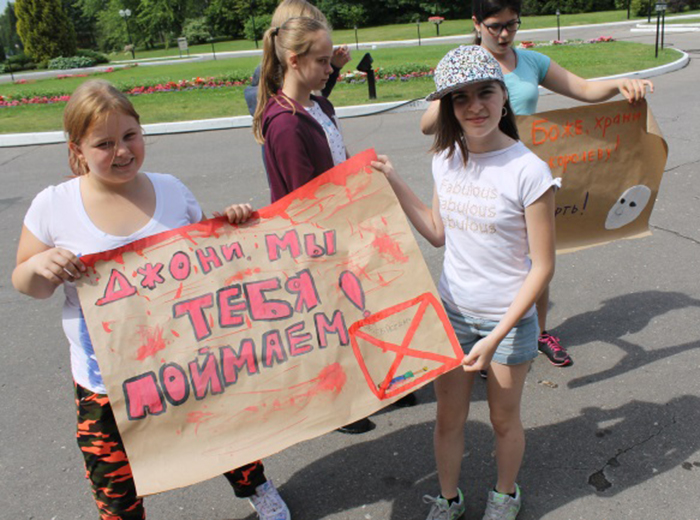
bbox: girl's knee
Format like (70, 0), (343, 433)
(489, 409), (522, 436)
(435, 410), (468, 438)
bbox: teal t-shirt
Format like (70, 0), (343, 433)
(504, 49), (551, 116)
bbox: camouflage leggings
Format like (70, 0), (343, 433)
(75, 384), (266, 519)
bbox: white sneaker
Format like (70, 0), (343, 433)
(482, 484), (521, 520)
(423, 489), (465, 520)
(248, 480), (291, 520)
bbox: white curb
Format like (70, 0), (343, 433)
(0, 48), (689, 148)
(631, 24), (700, 32)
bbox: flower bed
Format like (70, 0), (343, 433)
(1, 39), (616, 109)
(0, 70), (251, 108)
(0, 93), (71, 107)
(340, 63), (435, 84)
(518, 36), (614, 49)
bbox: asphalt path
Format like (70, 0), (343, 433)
(1, 26), (699, 520)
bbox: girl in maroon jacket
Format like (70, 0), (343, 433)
(252, 16), (379, 434)
(252, 16), (349, 204)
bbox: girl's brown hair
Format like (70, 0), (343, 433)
(252, 16), (329, 144)
(430, 82), (519, 166)
(63, 79), (140, 176)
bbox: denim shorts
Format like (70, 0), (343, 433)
(444, 303), (539, 366)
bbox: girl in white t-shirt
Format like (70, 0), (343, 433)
(373, 46), (556, 520)
(11, 79), (291, 520)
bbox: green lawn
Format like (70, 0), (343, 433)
(103, 9), (700, 62)
(0, 42), (679, 134)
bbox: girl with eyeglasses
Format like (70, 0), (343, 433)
(421, 0), (653, 369)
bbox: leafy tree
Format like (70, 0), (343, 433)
(339, 4), (367, 28)
(182, 16), (212, 43)
(206, 0), (275, 38)
(205, 0), (242, 38)
(74, 0), (139, 52)
(138, 0), (176, 47)
(15, 0), (77, 61)
(243, 12), (271, 41)
(0, 3), (23, 54)
(137, 0), (197, 48)
(0, 44), (5, 62)
(63, 0), (98, 49)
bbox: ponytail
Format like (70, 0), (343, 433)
(252, 26), (284, 144)
(252, 17), (330, 144)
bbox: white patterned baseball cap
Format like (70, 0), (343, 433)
(426, 45), (505, 101)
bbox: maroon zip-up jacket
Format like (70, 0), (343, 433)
(262, 93), (338, 203)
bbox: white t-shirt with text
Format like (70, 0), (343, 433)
(23, 173), (202, 394)
(433, 141), (557, 321)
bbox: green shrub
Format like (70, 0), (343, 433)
(76, 49), (109, 65)
(380, 63), (432, 76)
(630, 0), (653, 16)
(182, 17), (212, 45)
(48, 55), (95, 70)
(666, 0), (688, 11)
(244, 14), (272, 42)
(6, 53), (36, 71)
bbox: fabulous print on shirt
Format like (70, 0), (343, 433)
(432, 142), (557, 320)
(439, 178), (498, 235)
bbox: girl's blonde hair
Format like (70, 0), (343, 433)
(271, 0), (328, 28)
(63, 79), (141, 176)
(252, 16), (330, 144)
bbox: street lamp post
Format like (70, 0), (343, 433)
(556, 9), (561, 41)
(119, 9), (136, 60)
(8, 43), (19, 82)
(250, 0), (258, 49)
(354, 25), (359, 51)
(661, 2), (667, 49)
(654, 1), (667, 57)
(209, 38), (217, 60)
(416, 22), (421, 46)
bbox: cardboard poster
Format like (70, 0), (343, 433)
(77, 149), (462, 496)
(517, 100), (668, 252)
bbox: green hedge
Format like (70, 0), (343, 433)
(48, 55), (95, 70)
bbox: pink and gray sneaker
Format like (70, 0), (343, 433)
(537, 331), (573, 367)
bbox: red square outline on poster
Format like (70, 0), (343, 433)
(348, 292), (462, 400)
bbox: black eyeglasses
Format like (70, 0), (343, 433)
(483, 19), (521, 36)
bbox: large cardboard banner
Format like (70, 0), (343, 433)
(77, 149), (462, 496)
(517, 99), (668, 252)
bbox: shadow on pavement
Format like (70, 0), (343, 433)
(233, 394), (700, 520)
(548, 290), (700, 389)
